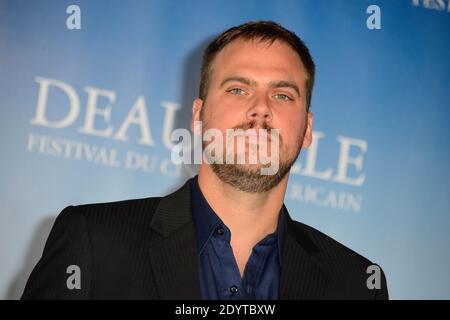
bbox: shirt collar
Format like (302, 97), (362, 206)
(190, 175), (286, 264)
(190, 175), (222, 253)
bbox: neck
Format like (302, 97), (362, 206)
(197, 165), (288, 245)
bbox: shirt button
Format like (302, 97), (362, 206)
(230, 285), (238, 294)
(216, 227), (224, 235)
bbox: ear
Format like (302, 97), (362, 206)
(301, 112), (313, 148)
(191, 98), (203, 134)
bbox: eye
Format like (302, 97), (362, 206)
(227, 88), (247, 95)
(273, 93), (293, 101)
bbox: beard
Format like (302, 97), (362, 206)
(202, 116), (306, 193)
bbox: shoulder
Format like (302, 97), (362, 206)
(289, 220), (388, 299)
(22, 196), (164, 299)
(56, 196), (163, 237)
(291, 220), (374, 267)
(70, 196), (162, 221)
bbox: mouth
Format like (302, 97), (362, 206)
(242, 129), (272, 144)
(243, 130), (257, 140)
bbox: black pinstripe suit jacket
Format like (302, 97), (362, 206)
(22, 177), (388, 299)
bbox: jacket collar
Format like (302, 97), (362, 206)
(279, 213), (330, 299)
(148, 177), (329, 300)
(148, 179), (201, 299)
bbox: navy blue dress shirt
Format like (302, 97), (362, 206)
(190, 175), (286, 300)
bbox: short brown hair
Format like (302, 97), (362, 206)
(199, 20), (316, 111)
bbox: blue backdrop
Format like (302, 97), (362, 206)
(1, 0), (449, 299)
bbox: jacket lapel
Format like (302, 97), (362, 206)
(147, 177), (330, 300)
(279, 214), (330, 299)
(148, 179), (201, 299)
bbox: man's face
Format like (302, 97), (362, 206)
(192, 38), (313, 192)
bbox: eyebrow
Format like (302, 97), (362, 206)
(269, 80), (301, 97)
(220, 76), (301, 97)
(220, 76), (256, 87)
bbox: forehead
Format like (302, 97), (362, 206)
(211, 38), (307, 84)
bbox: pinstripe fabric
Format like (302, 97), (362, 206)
(22, 177), (388, 300)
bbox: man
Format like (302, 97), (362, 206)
(22, 21), (388, 300)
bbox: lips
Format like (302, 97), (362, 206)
(242, 130), (271, 144)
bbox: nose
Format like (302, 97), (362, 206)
(246, 95), (273, 126)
